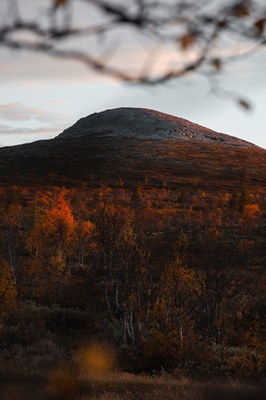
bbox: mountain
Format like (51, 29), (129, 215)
(0, 107), (265, 191)
(59, 108), (257, 148)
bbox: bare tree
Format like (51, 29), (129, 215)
(1, 0), (265, 106)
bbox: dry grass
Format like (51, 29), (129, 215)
(0, 361), (266, 400)
(0, 136), (266, 193)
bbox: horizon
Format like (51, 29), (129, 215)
(1, 104), (265, 150)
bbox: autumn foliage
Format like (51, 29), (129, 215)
(0, 185), (266, 381)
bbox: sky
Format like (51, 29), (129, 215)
(0, 0), (266, 149)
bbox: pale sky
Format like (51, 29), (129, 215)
(0, 0), (266, 149)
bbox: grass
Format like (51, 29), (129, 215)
(0, 361), (266, 400)
(0, 136), (266, 193)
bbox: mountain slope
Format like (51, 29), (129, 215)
(0, 108), (265, 192)
(59, 108), (258, 148)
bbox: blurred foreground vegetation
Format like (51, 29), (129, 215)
(1, 361), (266, 400)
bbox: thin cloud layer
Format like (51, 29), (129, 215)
(0, 103), (51, 122)
(0, 102), (69, 146)
(0, 125), (61, 147)
(0, 124), (60, 136)
(0, 102), (68, 124)
(0, 49), (112, 87)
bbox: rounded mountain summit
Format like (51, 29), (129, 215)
(58, 107), (257, 148)
(0, 107), (265, 191)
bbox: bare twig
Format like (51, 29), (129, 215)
(0, 0), (265, 106)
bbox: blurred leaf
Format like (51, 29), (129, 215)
(231, 3), (250, 18)
(54, 0), (68, 8)
(212, 58), (222, 71)
(254, 18), (266, 36)
(238, 99), (251, 110)
(179, 33), (196, 50)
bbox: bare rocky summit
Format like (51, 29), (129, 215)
(59, 107), (257, 148)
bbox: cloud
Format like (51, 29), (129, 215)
(0, 123), (60, 136)
(0, 49), (108, 87)
(0, 125), (25, 135)
(2, 10), (266, 91)
(1, 0), (266, 91)
(0, 102), (69, 131)
(0, 103), (51, 122)
(0, 122), (60, 147)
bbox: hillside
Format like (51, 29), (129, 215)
(0, 108), (265, 192)
(0, 108), (266, 392)
(59, 108), (257, 147)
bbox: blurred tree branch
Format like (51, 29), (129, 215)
(0, 0), (265, 108)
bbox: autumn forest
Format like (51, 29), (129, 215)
(0, 183), (266, 390)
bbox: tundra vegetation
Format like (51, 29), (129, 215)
(0, 184), (266, 398)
